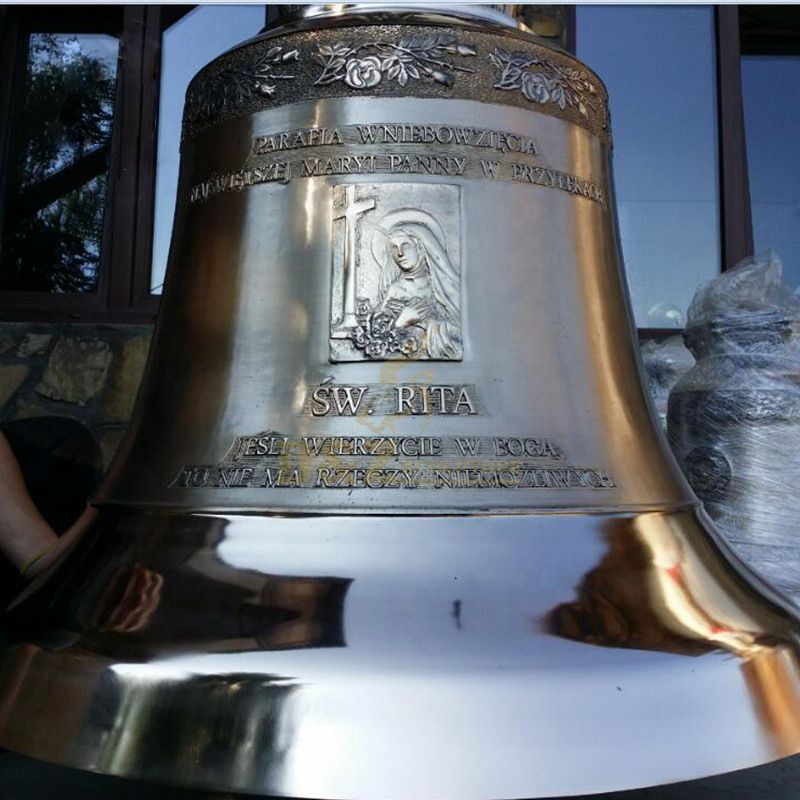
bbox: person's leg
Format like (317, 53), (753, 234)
(0, 418), (102, 607)
(1, 417), (102, 534)
(0, 430), (57, 574)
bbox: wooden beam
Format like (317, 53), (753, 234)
(103, 5), (146, 311)
(16, 144), (109, 214)
(716, 6), (754, 269)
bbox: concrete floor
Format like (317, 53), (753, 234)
(1, 750), (799, 799)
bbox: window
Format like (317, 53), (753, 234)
(0, 6), (793, 330)
(576, 6), (721, 330)
(1, 30), (119, 294)
(740, 7), (800, 291)
(0, 7), (135, 319)
(742, 56), (800, 289)
(0, 6), (267, 320)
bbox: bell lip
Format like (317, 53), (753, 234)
(88, 497), (702, 518)
(1, 746), (798, 800)
(3, 506), (800, 799)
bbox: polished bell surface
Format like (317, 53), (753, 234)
(3, 5), (800, 798)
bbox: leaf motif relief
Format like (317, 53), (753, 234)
(313, 35), (477, 90)
(187, 46), (299, 126)
(488, 46), (608, 131)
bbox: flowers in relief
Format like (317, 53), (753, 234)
(344, 56), (383, 89)
(489, 47), (608, 130)
(521, 71), (554, 104)
(352, 310), (421, 360)
(313, 35), (477, 90)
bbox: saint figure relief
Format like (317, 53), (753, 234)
(347, 204), (462, 360)
(374, 220), (462, 359)
(330, 185), (462, 362)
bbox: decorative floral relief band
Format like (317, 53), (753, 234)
(184, 25), (610, 142)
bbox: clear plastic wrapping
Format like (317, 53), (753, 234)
(668, 252), (800, 602)
(640, 336), (694, 430)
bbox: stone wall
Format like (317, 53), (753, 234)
(0, 322), (153, 470)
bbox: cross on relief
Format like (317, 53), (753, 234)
(333, 185), (375, 329)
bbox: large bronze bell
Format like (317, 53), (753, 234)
(3, 4), (800, 798)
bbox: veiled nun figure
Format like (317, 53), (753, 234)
(374, 215), (462, 360)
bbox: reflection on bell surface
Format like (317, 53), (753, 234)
(3, 4), (800, 798)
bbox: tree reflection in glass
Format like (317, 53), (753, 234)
(0, 32), (118, 293)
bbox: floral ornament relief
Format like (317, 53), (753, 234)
(488, 48), (608, 131)
(312, 35), (477, 90)
(352, 304), (421, 360)
(186, 46), (299, 125)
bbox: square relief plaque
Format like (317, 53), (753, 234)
(329, 182), (463, 361)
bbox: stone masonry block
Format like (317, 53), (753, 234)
(0, 365), (29, 412)
(16, 333), (53, 358)
(102, 334), (152, 423)
(12, 396), (52, 420)
(36, 337), (112, 406)
(0, 335), (18, 356)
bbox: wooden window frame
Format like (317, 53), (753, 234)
(0, 5), (224, 323)
(0, 6), (156, 321)
(717, 5), (754, 271)
(0, 5), (270, 323)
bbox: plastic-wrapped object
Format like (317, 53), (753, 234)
(640, 335), (695, 430)
(668, 252), (800, 603)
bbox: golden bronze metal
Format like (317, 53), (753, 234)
(2, 5), (800, 797)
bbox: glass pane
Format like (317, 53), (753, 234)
(577, 6), (721, 328)
(150, 6), (266, 294)
(0, 32), (119, 293)
(742, 56), (800, 290)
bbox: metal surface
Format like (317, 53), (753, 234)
(104, 90), (655, 513)
(3, 5), (800, 798)
(272, 4), (529, 30)
(4, 508), (800, 798)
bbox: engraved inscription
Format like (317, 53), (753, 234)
(510, 164), (604, 201)
(189, 154), (603, 204)
(312, 35), (477, 90)
(386, 154), (466, 175)
(310, 385), (369, 416)
(489, 47), (609, 133)
(298, 435), (443, 458)
(187, 122), (604, 206)
(395, 385), (476, 415)
(353, 124), (538, 154)
(170, 430), (616, 491)
(329, 183), (463, 362)
(253, 126), (345, 154)
(252, 124), (538, 156)
(306, 384), (481, 416)
(301, 156), (377, 177)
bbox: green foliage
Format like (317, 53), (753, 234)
(1, 33), (117, 293)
